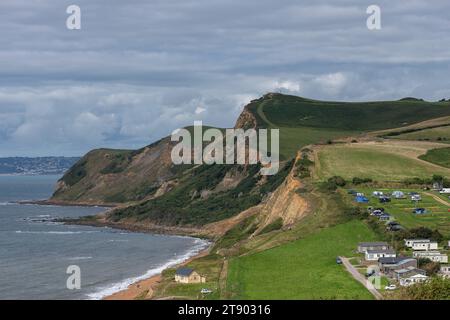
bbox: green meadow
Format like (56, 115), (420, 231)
(226, 220), (376, 300)
(316, 145), (450, 181)
(392, 126), (450, 143)
(419, 147), (450, 169)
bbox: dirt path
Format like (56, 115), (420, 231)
(218, 259), (229, 298)
(340, 257), (383, 300)
(423, 192), (450, 207)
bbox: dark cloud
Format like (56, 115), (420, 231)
(0, 0), (449, 156)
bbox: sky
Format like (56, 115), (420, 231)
(0, 0), (450, 156)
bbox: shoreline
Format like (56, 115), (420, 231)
(103, 248), (210, 300)
(18, 198), (214, 300)
(17, 199), (117, 208)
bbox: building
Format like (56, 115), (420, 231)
(440, 265), (450, 278)
(413, 251), (448, 263)
(412, 240), (438, 251)
(357, 242), (389, 253)
(174, 268), (206, 284)
(404, 239), (438, 250)
(378, 257), (418, 276)
(399, 273), (429, 287)
(365, 249), (396, 261)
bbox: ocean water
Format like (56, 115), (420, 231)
(0, 175), (209, 300)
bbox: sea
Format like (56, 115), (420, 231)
(0, 174), (209, 300)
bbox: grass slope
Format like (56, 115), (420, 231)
(254, 94), (450, 131)
(419, 147), (450, 168)
(315, 142), (450, 181)
(226, 220), (376, 300)
(245, 94), (450, 159)
(391, 126), (450, 143)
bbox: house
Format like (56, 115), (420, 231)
(357, 242), (390, 253)
(405, 239), (426, 248)
(378, 257), (418, 275)
(365, 249), (396, 261)
(412, 241), (438, 251)
(440, 265), (450, 278)
(413, 251), (448, 263)
(391, 191), (405, 199)
(399, 272), (429, 287)
(174, 268), (206, 284)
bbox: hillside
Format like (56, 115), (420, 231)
(52, 93), (450, 229)
(236, 93), (450, 158)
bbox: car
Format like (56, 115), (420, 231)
(385, 284), (397, 290)
(336, 257), (342, 264)
(201, 288), (212, 294)
(365, 270), (376, 277)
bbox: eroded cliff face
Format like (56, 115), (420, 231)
(51, 137), (178, 204)
(253, 153), (309, 234)
(234, 105), (258, 129)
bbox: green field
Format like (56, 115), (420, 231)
(226, 220), (377, 300)
(419, 147), (450, 168)
(316, 144), (450, 181)
(347, 188), (450, 236)
(392, 126), (450, 143)
(278, 127), (357, 160)
(252, 94), (450, 131)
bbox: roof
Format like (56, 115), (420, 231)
(359, 242), (389, 247)
(394, 266), (417, 274)
(414, 251), (444, 256)
(405, 239), (430, 243)
(175, 268), (194, 277)
(378, 257), (413, 265)
(366, 249), (396, 254)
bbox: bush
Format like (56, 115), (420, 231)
(352, 177), (373, 185)
(258, 217), (284, 235)
(418, 259), (440, 275)
(396, 227), (443, 243)
(396, 277), (450, 300)
(345, 207), (369, 220)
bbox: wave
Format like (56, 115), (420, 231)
(0, 202), (14, 206)
(67, 256), (93, 261)
(15, 230), (100, 235)
(85, 239), (211, 300)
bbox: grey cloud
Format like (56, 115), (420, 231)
(0, 0), (449, 156)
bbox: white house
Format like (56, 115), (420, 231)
(412, 241), (438, 251)
(413, 251), (448, 263)
(440, 265), (450, 278)
(404, 239), (438, 250)
(365, 249), (396, 261)
(399, 273), (429, 287)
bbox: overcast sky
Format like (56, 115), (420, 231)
(1, 0), (450, 156)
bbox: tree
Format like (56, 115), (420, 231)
(396, 277), (450, 300)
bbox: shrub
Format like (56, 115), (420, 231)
(352, 177), (373, 185)
(259, 217), (284, 235)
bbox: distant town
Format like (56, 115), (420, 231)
(0, 157), (79, 175)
